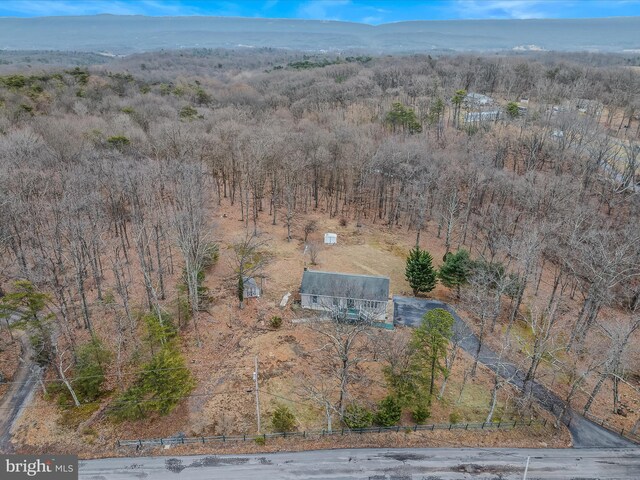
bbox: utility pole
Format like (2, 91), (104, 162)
(254, 355), (261, 433)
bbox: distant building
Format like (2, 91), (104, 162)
(243, 277), (261, 299)
(575, 98), (603, 116)
(465, 92), (494, 106)
(324, 233), (337, 245)
(300, 270), (390, 322)
(464, 110), (501, 123)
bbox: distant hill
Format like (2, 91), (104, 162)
(0, 15), (639, 54)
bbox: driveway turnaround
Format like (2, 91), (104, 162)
(392, 296), (634, 448)
(79, 447), (640, 479)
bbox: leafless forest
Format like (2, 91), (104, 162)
(0, 49), (639, 448)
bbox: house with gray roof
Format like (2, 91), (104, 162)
(300, 270), (390, 321)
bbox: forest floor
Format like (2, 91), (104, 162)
(3, 196), (637, 455)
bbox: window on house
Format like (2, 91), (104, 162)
(347, 298), (355, 308)
(333, 297), (340, 306)
(312, 295), (318, 304)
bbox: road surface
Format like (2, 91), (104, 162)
(392, 296), (634, 448)
(0, 329), (40, 453)
(78, 447), (640, 479)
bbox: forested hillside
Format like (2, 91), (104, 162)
(1, 15), (640, 53)
(0, 49), (638, 453)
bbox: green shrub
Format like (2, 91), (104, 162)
(374, 395), (402, 427)
(102, 290), (115, 305)
(269, 316), (283, 329)
(411, 403), (431, 424)
(449, 411), (461, 424)
(271, 404), (296, 432)
(73, 339), (111, 402)
(144, 311), (177, 346)
(1, 75), (27, 88)
(343, 403), (373, 429)
(254, 436), (266, 446)
(179, 105), (197, 120)
(106, 135), (130, 149)
(110, 345), (195, 421)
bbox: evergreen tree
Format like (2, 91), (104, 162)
(73, 339), (111, 402)
(0, 280), (53, 365)
(405, 246), (437, 296)
(343, 404), (373, 429)
(385, 102), (422, 134)
(506, 101), (520, 118)
(271, 404), (297, 432)
(110, 312), (194, 421)
(374, 395), (402, 427)
(451, 89), (467, 127)
(411, 308), (454, 401)
(439, 249), (472, 298)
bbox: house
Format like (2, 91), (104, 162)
(465, 92), (494, 106)
(464, 110), (501, 123)
(300, 270), (390, 322)
(243, 277), (260, 298)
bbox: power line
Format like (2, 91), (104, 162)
(0, 361), (255, 388)
(0, 384), (309, 414)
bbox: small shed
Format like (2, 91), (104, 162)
(324, 233), (337, 245)
(243, 277), (260, 298)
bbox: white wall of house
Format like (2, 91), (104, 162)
(301, 293), (387, 321)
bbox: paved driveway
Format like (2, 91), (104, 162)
(392, 296), (634, 448)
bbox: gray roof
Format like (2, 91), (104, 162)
(243, 277), (258, 289)
(301, 270), (390, 302)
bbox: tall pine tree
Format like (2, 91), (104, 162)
(405, 246), (437, 296)
(411, 308), (454, 400)
(439, 249), (472, 298)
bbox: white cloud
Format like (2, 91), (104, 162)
(361, 15), (383, 24)
(454, 0), (558, 19)
(296, 0), (351, 21)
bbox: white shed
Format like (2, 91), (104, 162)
(324, 233), (337, 245)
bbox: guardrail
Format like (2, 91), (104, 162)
(117, 419), (545, 448)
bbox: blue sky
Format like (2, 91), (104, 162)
(1, 1), (639, 24)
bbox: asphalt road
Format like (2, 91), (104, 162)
(0, 328), (40, 454)
(392, 296), (634, 449)
(78, 447), (640, 479)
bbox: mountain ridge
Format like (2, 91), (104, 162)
(1, 15), (639, 54)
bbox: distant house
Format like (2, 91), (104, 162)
(575, 98), (603, 116)
(464, 110), (501, 123)
(465, 92), (494, 106)
(300, 270), (390, 322)
(243, 277), (261, 299)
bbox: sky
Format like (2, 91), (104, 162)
(0, 0), (639, 24)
